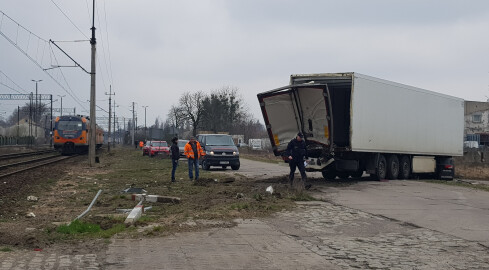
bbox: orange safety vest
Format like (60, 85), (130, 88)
(184, 141), (205, 159)
(139, 141), (144, 148)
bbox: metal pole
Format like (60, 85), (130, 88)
(132, 102), (135, 148)
(31, 80), (42, 141)
(107, 85), (112, 152)
(88, 0), (97, 167)
(50, 95), (53, 147)
(58, 95), (65, 116)
(113, 100), (116, 147)
(17, 105), (19, 144)
(142, 105), (148, 141)
(29, 92), (33, 147)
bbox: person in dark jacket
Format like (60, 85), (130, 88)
(286, 132), (311, 190)
(170, 137), (180, 182)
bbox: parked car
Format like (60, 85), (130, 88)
(196, 134), (240, 170)
(237, 143), (248, 148)
(149, 141), (170, 157)
(178, 140), (189, 158)
(142, 140), (153, 156)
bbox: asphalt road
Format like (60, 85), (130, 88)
(233, 158), (489, 247)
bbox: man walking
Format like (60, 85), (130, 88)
(170, 137), (180, 183)
(286, 132), (311, 191)
(184, 137), (205, 180)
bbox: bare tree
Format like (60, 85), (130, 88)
(178, 91), (205, 136)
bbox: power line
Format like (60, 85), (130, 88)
(50, 0), (89, 39)
(103, 0), (114, 84)
(0, 70), (29, 94)
(0, 10), (87, 111)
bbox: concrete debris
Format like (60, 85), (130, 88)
(26, 212), (36, 218)
(122, 187), (147, 194)
(129, 194), (181, 204)
(266, 186), (274, 194)
(117, 206), (152, 213)
(124, 205), (144, 224)
(27, 196), (38, 201)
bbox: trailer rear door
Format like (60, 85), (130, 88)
(257, 84), (332, 156)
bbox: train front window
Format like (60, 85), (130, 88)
(58, 121), (83, 131)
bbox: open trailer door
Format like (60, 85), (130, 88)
(257, 84), (333, 157)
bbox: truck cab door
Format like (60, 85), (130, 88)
(257, 84), (333, 156)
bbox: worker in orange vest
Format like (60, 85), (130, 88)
(184, 137), (205, 180)
(139, 141), (144, 149)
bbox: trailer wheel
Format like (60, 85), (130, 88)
(386, 155), (399, 180)
(321, 169), (336, 181)
(399, 156), (411, 179)
(374, 155), (387, 180)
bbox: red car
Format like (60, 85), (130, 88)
(142, 140), (153, 156)
(149, 141), (170, 157)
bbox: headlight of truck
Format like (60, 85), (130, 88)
(233, 151), (239, 156)
(206, 151), (214, 155)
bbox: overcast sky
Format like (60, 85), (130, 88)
(1, 0), (489, 129)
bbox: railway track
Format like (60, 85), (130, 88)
(0, 150), (57, 161)
(0, 154), (77, 179)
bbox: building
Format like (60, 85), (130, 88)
(465, 101), (489, 146)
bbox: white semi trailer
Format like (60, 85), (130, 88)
(257, 72), (464, 180)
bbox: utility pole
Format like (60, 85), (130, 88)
(142, 105), (148, 141)
(29, 92), (33, 147)
(17, 105), (20, 144)
(113, 100), (117, 147)
(88, 0), (97, 166)
(57, 95), (65, 116)
(31, 79), (42, 140)
(105, 85), (114, 152)
(131, 102), (135, 148)
(50, 95), (53, 147)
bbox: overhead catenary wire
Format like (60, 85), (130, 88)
(0, 10), (87, 111)
(50, 0), (89, 39)
(0, 70), (29, 94)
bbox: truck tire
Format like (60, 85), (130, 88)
(202, 160), (210, 170)
(337, 172), (349, 179)
(399, 156), (411, 179)
(373, 154), (387, 180)
(231, 164), (240, 170)
(386, 155), (399, 180)
(321, 168), (336, 181)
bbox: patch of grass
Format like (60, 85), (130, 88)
(57, 220), (101, 234)
(0, 247), (12, 252)
(97, 224), (125, 238)
(230, 203), (250, 210)
(56, 220), (125, 239)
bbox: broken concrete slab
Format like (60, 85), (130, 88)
(129, 194), (181, 204)
(124, 205), (144, 224)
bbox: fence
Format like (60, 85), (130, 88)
(0, 136), (34, 146)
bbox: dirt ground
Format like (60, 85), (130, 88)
(1, 146), (487, 255)
(0, 147), (305, 254)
